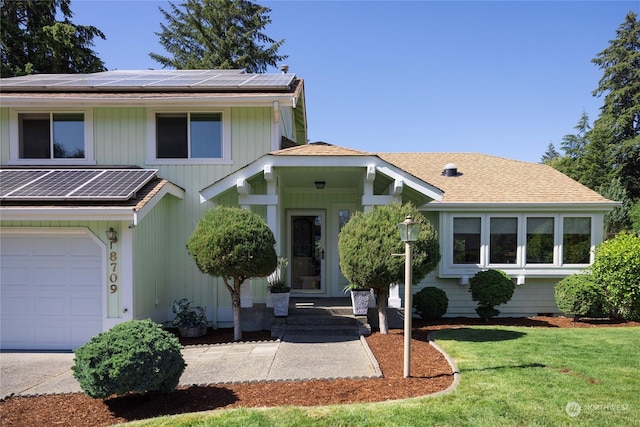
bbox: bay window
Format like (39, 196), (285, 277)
(453, 217), (481, 264)
(446, 214), (594, 272)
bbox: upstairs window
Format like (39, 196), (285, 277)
(19, 113), (85, 159)
(149, 109), (231, 164)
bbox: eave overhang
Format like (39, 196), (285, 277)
(419, 201), (621, 212)
(0, 180), (184, 223)
(199, 153), (444, 203)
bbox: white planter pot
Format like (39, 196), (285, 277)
(350, 290), (371, 316)
(271, 292), (290, 316)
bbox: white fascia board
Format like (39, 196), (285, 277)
(200, 158), (270, 202)
(0, 206), (138, 221)
(0, 94), (298, 108)
(133, 181), (185, 224)
(419, 202), (621, 212)
(199, 155), (374, 202)
(375, 164), (443, 201)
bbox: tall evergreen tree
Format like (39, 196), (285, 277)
(591, 10), (640, 200)
(150, 0), (287, 73)
(1, 0), (106, 77)
(540, 143), (560, 165)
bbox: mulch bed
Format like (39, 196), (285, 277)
(1, 316), (638, 427)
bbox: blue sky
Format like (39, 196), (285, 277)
(69, 0), (637, 162)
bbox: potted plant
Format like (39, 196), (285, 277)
(172, 298), (208, 337)
(344, 284), (372, 316)
(267, 257), (290, 316)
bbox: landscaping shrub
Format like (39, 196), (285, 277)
(469, 269), (515, 320)
(591, 231), (640, 320)
(554, 273), (606, 319)
(413, 286), (449, 320)
(72, 319), (186, 399)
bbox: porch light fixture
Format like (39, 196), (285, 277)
(315, 181), (326, 190)
(105, 227), (118, 248)
(397, 215), (421, 378)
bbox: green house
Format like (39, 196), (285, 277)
(0, 70), (617, 350)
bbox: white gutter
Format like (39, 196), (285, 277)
(0, 94), (299, 108)
(419, 201), (621, 212)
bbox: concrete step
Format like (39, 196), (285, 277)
(285, 314), (357, 327)
(283, 324), (360, 336)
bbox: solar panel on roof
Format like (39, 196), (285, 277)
(0, 69), (292, 91)
(0, 169), (158, 201)
(0, 170), (50, 195)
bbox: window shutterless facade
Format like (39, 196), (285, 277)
(442, 213), (596, 276)
(9, 110), (94, 165)
(147, 109), (231, 164)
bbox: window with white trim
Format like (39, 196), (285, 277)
(148, 109), (231, 164)
(10, 110), (94, 164)
(446, 213), (594, 271)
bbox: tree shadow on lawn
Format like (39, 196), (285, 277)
(430, 327), (527, 342)
(105, 386), (238, 421)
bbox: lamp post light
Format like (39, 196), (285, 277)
(397, 215), (421, 378)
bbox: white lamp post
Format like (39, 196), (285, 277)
(397, 215), (421, 378)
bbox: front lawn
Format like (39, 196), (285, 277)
(124, 327), (638, 427)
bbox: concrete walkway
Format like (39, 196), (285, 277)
(1, 334), (381, 398)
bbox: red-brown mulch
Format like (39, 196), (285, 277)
(1, 316), (638, 427)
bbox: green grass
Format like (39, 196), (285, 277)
(123, 327), (639, 427)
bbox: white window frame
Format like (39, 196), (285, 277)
(440, 213), (596, 278)
(146, 107), (232, 165)
(9, 109), (95, 165)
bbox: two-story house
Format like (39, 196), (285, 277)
(0, 69), (617, 350)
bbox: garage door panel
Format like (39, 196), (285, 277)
(1, 325), (33, 347)
(1, 237), (31, 255)
(1, 231), (104, 350)
(34, 266), (68, 286)
(70, 238), (102, 256)
(1, 295), (30, 315)
(33, 237), (60, 255)
(34, 295), (68, 315)
(71, 296), (102, 316)
(0, 265), (29, 286)
(70, 265), (102, 287)
(35, 322), (69, 346)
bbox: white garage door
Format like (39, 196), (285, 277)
(0, 231), (104, 350)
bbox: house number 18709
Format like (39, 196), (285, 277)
(109, 251), (118, 293)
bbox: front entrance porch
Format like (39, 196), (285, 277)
(271, 297), (371, 338)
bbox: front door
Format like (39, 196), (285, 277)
(288, 211), (325, 293)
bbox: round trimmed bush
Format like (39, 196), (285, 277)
(591, 232), (640, 321)
(469, 269), (515, 320)
(413, 286), (449, 320)
(554, 273), (606, 319)
(72, 319), (186, 398)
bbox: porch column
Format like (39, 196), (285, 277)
(388, 283), (401, 308)
(362, 165), (376, 212)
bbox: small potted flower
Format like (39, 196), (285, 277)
(267, 257), (290, 316)
(172, 298), (208, 337)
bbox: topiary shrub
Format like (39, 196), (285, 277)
(413, 286), (449, 320)
(469, 269), (515, 320)
(590, 231), (640, 320)
(72, 319), (186, 399)
(554, 273), (606, 320)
